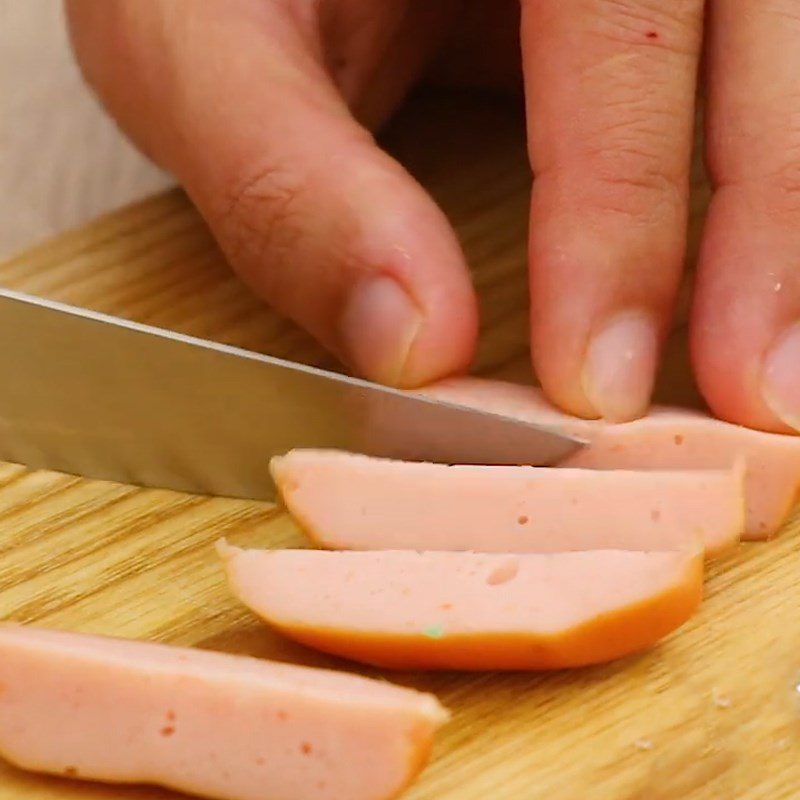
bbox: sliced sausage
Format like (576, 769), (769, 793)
(420, 377), (800, 539)
(219, 543), (703, 671)
(272, 449), (744, 558)
(0, 624), (448, 800)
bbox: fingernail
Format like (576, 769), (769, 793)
(762, 322), (800, 432)
(582, 311), (658, 422)
(339, 274), (422, 385)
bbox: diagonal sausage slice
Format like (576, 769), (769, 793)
(219, 544), (703, 672)
(0, 624), (448, 800)
(420, 377), (800, 540)
(271, 449), (744, 558)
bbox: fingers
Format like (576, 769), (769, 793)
(693, 0), (800, 433)
(521, 0), (703, 420)
(321, 1), (456, 130)
(65, 0), (477, 387)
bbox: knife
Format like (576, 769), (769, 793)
(0, 287), (584, 500)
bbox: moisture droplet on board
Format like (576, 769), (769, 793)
(712, 687), (732, 709)
(774, 738), (791, 752)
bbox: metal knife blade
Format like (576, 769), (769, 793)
(0, 287), (584, 500)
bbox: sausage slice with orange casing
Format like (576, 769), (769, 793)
(219, 543), (703, 671)
(420, 377), (800, 540)
(0, 624), (448, 800)
(271, 449), (744, 558)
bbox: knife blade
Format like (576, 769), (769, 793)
(0, 287), (584, 500)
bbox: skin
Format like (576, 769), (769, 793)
(65, 1), (800, 433)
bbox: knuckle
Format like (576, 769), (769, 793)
(769, 156), (800, 196)
(766, 2), (800, 30)
(582, 123), (684, 221)
(709, 93), (800, 220)
(592, 174), (680, 223)
(763, 153), (800, 219)
(721, 111), (800, 222)
(215, 158), (308, 276)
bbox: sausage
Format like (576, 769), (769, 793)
(271, 449), (744, 558)
(0, 624), (448, 800)
(420, 377), (800, 539)
(219, 543), (703, 671)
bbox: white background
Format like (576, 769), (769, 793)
(0, 0), (173, 259)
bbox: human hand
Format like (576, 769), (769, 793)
(65, 1), (799, 434)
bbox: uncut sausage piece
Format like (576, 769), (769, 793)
(219, 543), (703, 671)
(0, 624), (448, 800)
(420, 377), (800, 540)
(271, 449), (744, 558)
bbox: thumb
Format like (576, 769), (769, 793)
(66, 0), (478, 386)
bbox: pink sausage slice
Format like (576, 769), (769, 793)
(219, 543), (703, 671)
(271, 449), (744, 558)
(0, 624), (448, 800)
(420, 377), (800, 540)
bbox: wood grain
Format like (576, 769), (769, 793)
(0, 90), (797, 800)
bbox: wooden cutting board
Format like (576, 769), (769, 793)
(0, 90), (797, 800)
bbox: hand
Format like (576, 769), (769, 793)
(65, 1), (800, 434)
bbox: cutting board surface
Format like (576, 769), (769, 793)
(0, 90), (798, 800)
